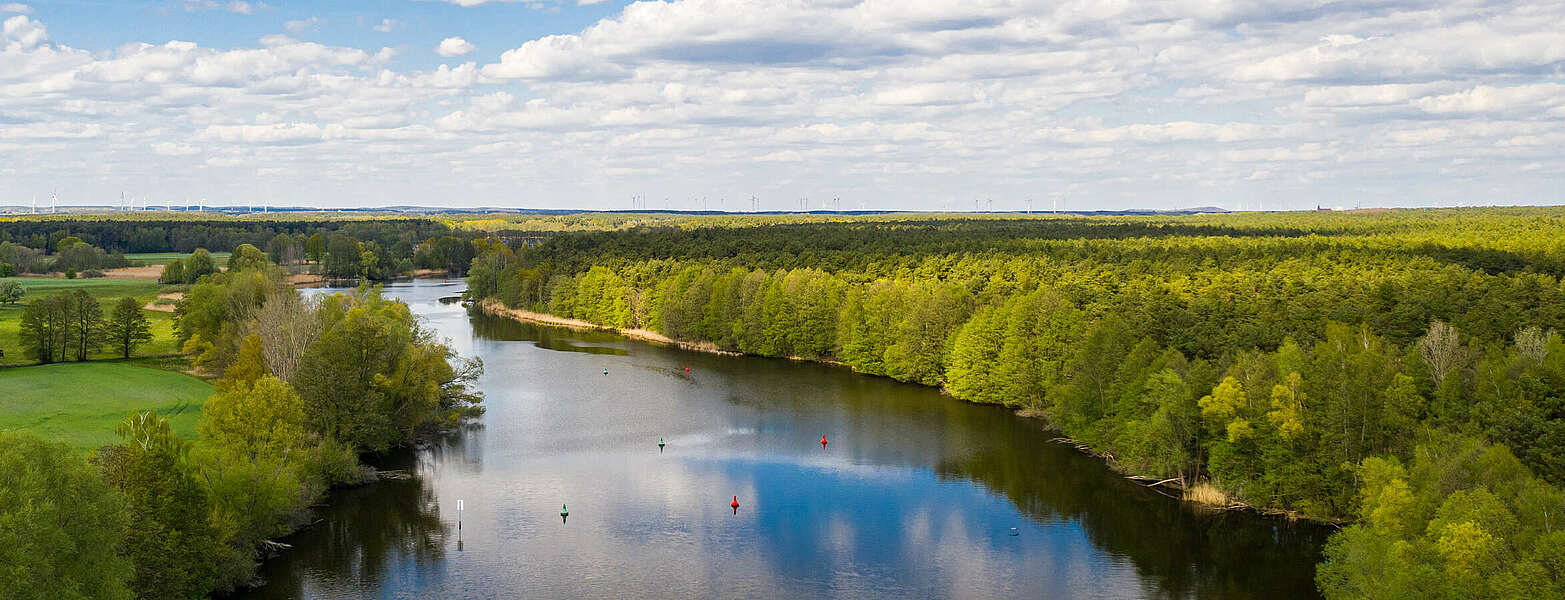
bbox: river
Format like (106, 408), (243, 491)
(236, 279), (1329, 599)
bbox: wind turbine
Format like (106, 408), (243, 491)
(51, 191), (57, 214)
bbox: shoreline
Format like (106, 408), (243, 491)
(477, 299), (741, 356)
(476, 297), (1333, 525)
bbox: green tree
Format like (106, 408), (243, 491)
(0, 261), (14, 277)
(105, 296), (153, 359)
(184, 249), (217, 281)
(18, 292), (70, 363)
(94, 413), (221, 600)
(945, 304), (1007, 404)
(293, 287), (481, 451)
(0, 431), (134, 600)
(359, 246), (382, 280)
(69, 289), (104, 361)
(324, 234), (361, 278)
(266, 233), (300, 265)
(304, 232), (326, 263)
(227, 243), (270, 273)
(173, 270), (280, 372)
(1199, 376), (1250, 441)
(197, 373), (325, 589)
(0, 279), (23, 304)
(159, 258), (186, 284)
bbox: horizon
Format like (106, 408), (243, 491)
(3, 1), (1563, 211)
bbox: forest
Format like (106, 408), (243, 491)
(0, 216), (484, 280)
(467, 208), (1565, 598)
(2, 245), (483, 598)
(0, 216), (450, 255)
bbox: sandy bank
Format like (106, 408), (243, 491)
(478, 299), (738, 356)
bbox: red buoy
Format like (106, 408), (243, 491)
(820, 435), (828, 446)
(684, 366), (690, 372)
(730, 495), (740, 514)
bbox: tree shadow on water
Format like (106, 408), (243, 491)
(234, 464), (450, 599)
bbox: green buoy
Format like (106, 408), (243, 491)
(658, 437), (666, 451)
(560, 503), (569, 523)
(603, 368), (608, 375)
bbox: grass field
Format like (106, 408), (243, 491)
(125, 251), (231, 266)
(0, 277), (180, 367)
(0, 361), (212, 449)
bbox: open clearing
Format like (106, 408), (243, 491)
(125, 251), (231, 266)
(0, 361), (212, 449)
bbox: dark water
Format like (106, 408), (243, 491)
(237, 279), (1329, 599)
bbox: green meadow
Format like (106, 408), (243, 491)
(0, 277), (181, 366)
(125, 251), (231, 266)
(0, 361), (211, 449)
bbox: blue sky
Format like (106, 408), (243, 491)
(31, 1), (627, 71)
(2, 1), (1563, 211)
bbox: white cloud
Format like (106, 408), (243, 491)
(481, 34), (626, 80)
(1414, 84), (1565, 116)
(437, 36), (476, 57)
(0, 3), (31, 14)
(0, 122), (100, 140)
(199, 123), (325, 144)
(283, 17), (321, 33)
(439, 0), (608, 6)
(153, 142), (201, 156)
(182, 0), (263, 14)
(372, 18), (398, 33)
(3, 14), (46, 49)
(2, 1), (1564, 210)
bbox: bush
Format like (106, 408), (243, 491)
(83, 269), (107, 278)
(0, 261), (14, 277)
(0, 280), (22, 304)
(64, 268), (78, 279)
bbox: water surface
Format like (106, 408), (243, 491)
(238, 279), (1328, 599)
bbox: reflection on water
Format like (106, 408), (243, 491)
(237, 280), (1328, 599)
(251, 450), (449, 596)
(471, 313), (629, 355)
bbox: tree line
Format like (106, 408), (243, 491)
(0, 217), (452, 255)
(17, 292), (152, 362)
(1, 246), (483, 598)
(468, 211), (1565, 598)
(2, 236), (131, 276)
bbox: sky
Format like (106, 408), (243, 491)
(1, 0), (1562, 211)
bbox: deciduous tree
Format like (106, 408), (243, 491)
(0, 431), (134, 600)
(105, 296), (153, 358)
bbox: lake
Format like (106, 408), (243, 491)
(237, 278), (1328, 599)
